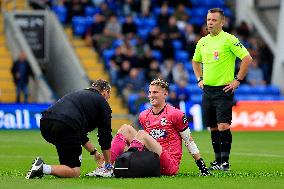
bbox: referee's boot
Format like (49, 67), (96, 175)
(26, 157), (44, 179)
(208, 160), (222, 170)
(220, 162), (230, 171)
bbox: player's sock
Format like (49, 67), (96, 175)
(129, 139), (144, 151)
(42, 164), (51, 174)
(220, 129), (232, 163)
(110, 133), (127, 164)
(211, 130), (221, 164)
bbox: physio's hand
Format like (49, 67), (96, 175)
(94, 152), (105, 167)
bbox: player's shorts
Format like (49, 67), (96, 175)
(202, 85), (234, 128)
(159, 150), (179, 175)
(40, 118), (82, 168)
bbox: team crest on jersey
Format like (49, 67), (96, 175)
(160, 117), (167, 126)
(213, 51), (219, 60)
(149, 129), (167, 139)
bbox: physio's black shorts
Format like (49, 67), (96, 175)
(202, 85), (234, 128)
(40, 118), (82, 168)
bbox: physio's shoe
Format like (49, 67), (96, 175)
(220, 162), (230, 171)
(26, 157), (44, 179)
(86, 165), (105, 177)
(95, 168), (114, 177)
(208, 160), (221, 171)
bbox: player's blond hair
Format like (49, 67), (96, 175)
(150, 78), (169, 92)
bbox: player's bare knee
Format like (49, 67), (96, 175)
(118, 124), (133, 134)
(218, 123), (230, 131)
(135, 130), (147, 140)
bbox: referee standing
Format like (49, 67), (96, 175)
(192, 8), (253, 171)
(26, 79), (113, 178)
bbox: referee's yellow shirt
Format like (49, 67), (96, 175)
(193, 30), (249, 86)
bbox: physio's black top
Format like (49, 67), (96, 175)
(42, 88), (112, 150)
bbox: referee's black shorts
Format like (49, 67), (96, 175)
(40, 118), (82, 168)
(202, 85), (234, 128)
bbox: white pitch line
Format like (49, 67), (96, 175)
(203, 151), (284, 158)
(233, 152), (284, 158)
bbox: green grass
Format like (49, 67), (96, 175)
(0, 130), (283, 189)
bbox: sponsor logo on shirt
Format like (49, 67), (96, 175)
(149, 129), (168, 139)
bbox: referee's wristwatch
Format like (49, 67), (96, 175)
(197, 76), (203, 83)
(90, 148), (97, 155)
(234, 76), (243, 82)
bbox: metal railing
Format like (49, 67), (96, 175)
(4, 11), (56, 102)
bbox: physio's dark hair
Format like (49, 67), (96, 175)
(208, 8), (225, 19)
(91, 79), (111, 93)
(150, 78), (169, 92)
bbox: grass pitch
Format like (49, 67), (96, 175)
(0, 130), (283, 189)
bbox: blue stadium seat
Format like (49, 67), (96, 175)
(151, 50), (163, 62)
(234, 84), (253, 95)
(127, 93), (140, 114)
(172, 40), (183, 50)
(112, 39), (124, 48)
(234, 95), (260, 101)
(84, 6), (101, 17)
(137, 28), (150, 40)
(175, 50), (189, 63)
(72, 16), (87, 36)
(191, 7), (208, 18)
(184, 62), (194, 73)
(223, 7), (233, 17)
(190, 94), (202, 104)
(102, 49), (115, 69)
(52, 5), (67, 24)
(258, 95), (280, 101)
(186, 84), (202, 94)
(85, 16), (94, 28)
(188, 74), (197, 84)
(189, 17), (205, 26)
(144, 18), (157, 29)
(266, 85), (281, 95)
(169, 84), (177, 92)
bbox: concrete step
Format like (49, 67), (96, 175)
(0, 58), (13, 68)
(0, 80), (15, 90)
(0, 70), (13, 79)
(75, 47), (96, 57)
(66, 29), (130, 121)
(71, 38), (86, 47)
(0, 36), (6, 45)
(88, 73), (109, 81)
(111, 118), (132, 130)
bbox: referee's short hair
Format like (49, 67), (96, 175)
(150, 78), (169, 92)
(208, 8), (225, 19)
(91, 79), (111, 93)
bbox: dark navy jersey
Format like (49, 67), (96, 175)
(42, 88), (112, 150)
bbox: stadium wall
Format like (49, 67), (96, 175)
(1, 102), (284, 131)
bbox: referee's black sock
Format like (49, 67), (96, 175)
(220, 129), (232, 163)
(211, 130), (221, 164)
